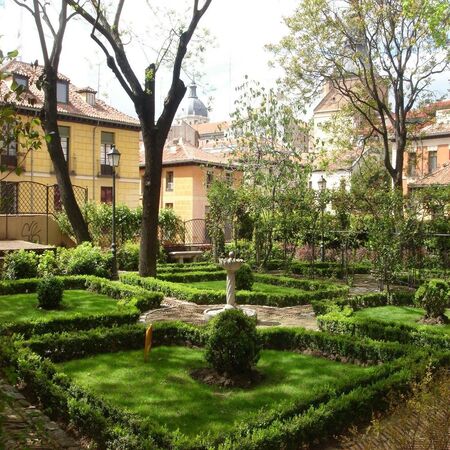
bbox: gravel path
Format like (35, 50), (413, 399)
(139, 297), (319, 329)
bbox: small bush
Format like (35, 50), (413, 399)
(205, 308), (260, 375)
(415, 279), (449, 319)
(61, 242), (112, 278)
(37, 250), (61, 277)
(2, 250), (38, 280)
(37, 276), (64, 310)
(236, 263), (254, 291)
(118, 241), (139, 271)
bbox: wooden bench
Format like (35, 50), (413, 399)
(168, 250), (203, 263)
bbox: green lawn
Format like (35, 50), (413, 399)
(57, 346), (370, 437)
(189, 280), (302, 295)
(0, 290), (119, 324)
(355, 306), (450, 335)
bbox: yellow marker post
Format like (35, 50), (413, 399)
(144, 324), (153, 362)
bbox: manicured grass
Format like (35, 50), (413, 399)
(57, 346), (370, 436)
(0, 290), (119, 324)
(355, 306), (450, 335)
(189, 280), (303, 295)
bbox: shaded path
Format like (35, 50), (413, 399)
(0, 377), (82, 450)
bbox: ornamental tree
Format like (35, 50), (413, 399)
(269, 0), (449, 190)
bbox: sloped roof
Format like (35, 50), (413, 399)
(192, 121), (229, 136)
(409, 162), (450, 188)
(1, 60), (140, 129)
(140, 140), (234, 168)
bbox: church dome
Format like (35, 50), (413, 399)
(178, 82), (208, 122)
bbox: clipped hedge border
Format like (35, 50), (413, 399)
(157, 269), (225, 283)
(0, 276), (163, 337)
(265, 259), (371, 278)
(2, 322), (448, 450)
(311, 290), (415, 316)
(318, 311), (450, 349)
(121, 273), (348, 307)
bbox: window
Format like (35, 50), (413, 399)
(0, 181), (18, 214)
(13, 74), (28, 90)
(225, 171), (233, 185)
(0, 126), (17, 167)
(166, 171), (174, 191)
(101, 186), (113, 204)
(428, 151), (438, 174)
(100, 132), (114, 175)
(58, 126), (70, 163)
(206, 170), (214, 188)
(56, 81), (69, 103)
(407, 153), (417, 177)
(165, 203), (173, 209)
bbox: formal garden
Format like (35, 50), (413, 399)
(0, 230), (448, 449)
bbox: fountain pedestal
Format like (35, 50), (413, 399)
(204, 253), (257, 321)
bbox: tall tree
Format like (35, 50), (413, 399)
(13, 1), (91, 243)
(231, 80), (311, 267)
(65, 0), (212, 276)
(269, 0), (449, 190)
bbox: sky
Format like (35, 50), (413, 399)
(0, 0), (299, 122)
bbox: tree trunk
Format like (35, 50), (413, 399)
(139, 125), (163, 277)
(41, 66), (90, 243)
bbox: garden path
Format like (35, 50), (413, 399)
(139, 297), (319, 329)
(0, 376), (82, 449)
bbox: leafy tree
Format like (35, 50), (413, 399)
(13, 0), (91, 243)
(0, 49), (42, 180)
(206, 177), (239, 261)
(65, 0), (212, 276)
(231, 79), (311, 268)
(158, 208), (184, 245)
(269, 0), (450, 190)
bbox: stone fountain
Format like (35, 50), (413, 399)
(204, 252), (257, 321)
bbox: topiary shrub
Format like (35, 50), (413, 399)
(37, 276), (64, 309)
(2, 250), (38, 280)
(236, 263), (254, 291)
(205, 308), (260, 376)
(414, 279), (449, 323)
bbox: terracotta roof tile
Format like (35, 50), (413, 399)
(139, 140), (234, 167)
(409, 162), (450, 187)
(1, 60), (140, 128)
(191, 121), (229, 135)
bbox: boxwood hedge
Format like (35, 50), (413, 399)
(1, 322), (448, 450)
(0, 276), (163, 337)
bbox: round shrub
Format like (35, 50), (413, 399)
(2, 249), (38, 280)
(205, 308), (260, 376)
(414, 279), (449, 319)
(37, 276), (64, 309)
(236, 263), (254, 291)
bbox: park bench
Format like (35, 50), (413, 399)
(168, 250), (203, 263)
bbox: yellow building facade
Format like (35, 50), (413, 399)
(1, 61), (141, 211)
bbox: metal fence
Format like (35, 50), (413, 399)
(0, 181), (88, 243)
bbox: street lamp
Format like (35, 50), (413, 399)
(107, 144), (121, 280)
(318, 176), (327, 263)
